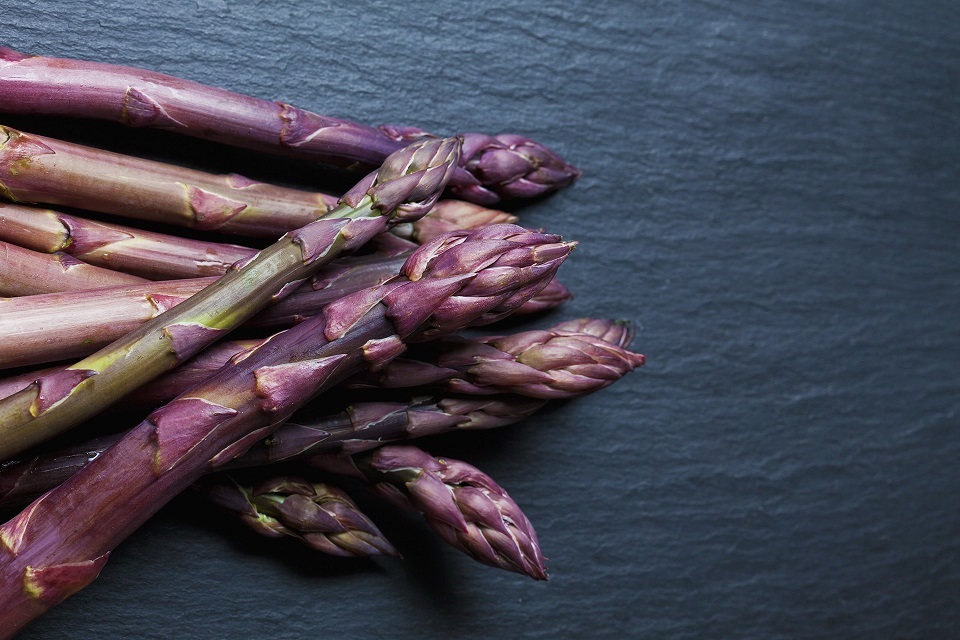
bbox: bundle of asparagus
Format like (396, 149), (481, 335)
(0, 46), (643, 637)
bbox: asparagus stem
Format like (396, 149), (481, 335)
(0, 202), (258, 279)
(0, 125), (339, 238)
(0, 240), (148, 295)
(0, 223), (570, 633)
(0, 253), (407, 370)
(0, 46), (580, 204)
(0, 136), (461, 460)
(351, 317), (645, 398)
(0, 394), (545, 509)
(0, 318), (639, 507)
(0, 257), (568, 371)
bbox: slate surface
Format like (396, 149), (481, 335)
(2, 1), (959, 638)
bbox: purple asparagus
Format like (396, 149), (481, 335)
(0, 395), (546, 508)
(0, 46), (580, 205)
(205, 476), (398, 557)
(0, 136), (461, 459)
(0, 317), (641, 508)
(354, 317), (645, 398)
(0, 125), (338, 238)
(0, 223), (571, 634)
(0, 255), (568, 371)
(314, 444), (547, 579)
(0, 202), (258, 279)
(0, 240), (148, 295)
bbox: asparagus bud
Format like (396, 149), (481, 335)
(206, 476), (397, 557)
(315, 444), (547, 580)
(391, 200), (517, 245)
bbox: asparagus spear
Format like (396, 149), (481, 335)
(205, 476), (398, 557)
(0, 46), (580, 205)
(352, 318), (645, 398)
(0, 125), (339, 238)
(0, 317), (640, 507)
(0, 395), (544, 508)
(0, 240), (148, 295)
(315, 444), (547, 579)
(0, 199), (515, 282)
(0, 136), (461, 459)
(0, 223), (570, 634)
(0, 260), (568, 371)
(390, 200), (517, 245)
(0, 202), (258, 279)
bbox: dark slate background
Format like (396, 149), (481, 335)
(3, 0), (959, 638)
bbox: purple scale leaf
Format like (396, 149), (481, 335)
(121, 87), (184, 128)
(320, 281), (399, 341)
(253, 353), (348, 413)
(277, 494), (345, 533)
(149, 397), (238, 473)
(361, 335), (407, 371)
(404, 408), (470, 437)
(34, 368), (97, 414)
(289, 217), (351, 265)
(468, 359), (553, 388)
(22, 553), (110, 607)
(185, 186), (248, 230)
(382, 275), (474, 338)
(59, 216), (134, 254)
(162, 323), (228, 361)
(0, 128), (55, 170)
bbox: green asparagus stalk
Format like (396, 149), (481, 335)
(205, 476), (398, 557)
(0, 46), (580, 205)
(0, 223), (570, 634)
(0, 240), (148, 295)
(0, 202), (258, 279)
(0, 136), (461, 460)
(314, 444), (547, 579)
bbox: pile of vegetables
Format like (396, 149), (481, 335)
(0, 46), (644, 637)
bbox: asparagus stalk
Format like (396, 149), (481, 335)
(205, 476), (398, 557)
(0, 394), (544, 509)
(0, 223), (570, 633)
(0, 240), (148, 295)
(0, 199), (514, 284)
(0, 260), (568, 371)
(315, 445), (547, 579)
(0, 317), (640, 506)
(0, 136), (461, 459)
(351, 317), (645, 398)
(0, 251), (407, 369)
(0, 202), (258, 279)
(0, 125), (339, 238)
(0, 46), (580, 205)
